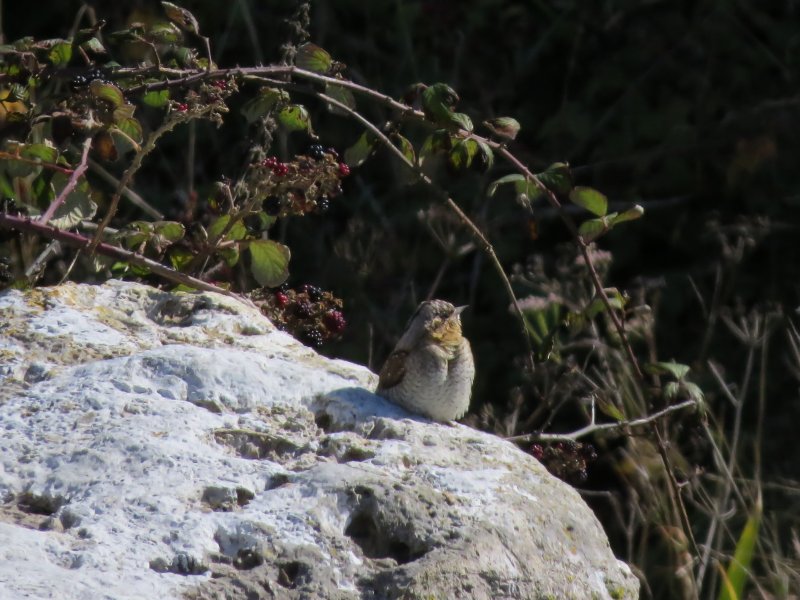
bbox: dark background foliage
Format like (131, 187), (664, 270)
(4, 0), (800, 596)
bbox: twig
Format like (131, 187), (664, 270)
(39, 138), (92, 225)
(506, 398), (698, 443)
(88, 158), (164, 219)
(0, 213), (243, 301)
(89, 116), (183, 253)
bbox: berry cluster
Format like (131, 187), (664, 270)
(262, 156), (289, 177)
(250, 145), (351, 219)
(70, 68), (107, 90)
(249, 283), (346, 348)
(529, 440), (597, 484)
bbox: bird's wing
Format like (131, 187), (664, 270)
(377, 350), (408, 390)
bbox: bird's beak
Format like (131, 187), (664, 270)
(454, 305), (468, 316)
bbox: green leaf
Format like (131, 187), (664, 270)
(48, 172), (97, 229)
(148, 22), (183, 44)
(240, 87), (289, 123)
(90, 79), (124, 107)
(609, 204), (644, 225)
(569, 186), (608, 217)
(483, 116), (520, 141)
(422, 83), (459, 123)
(663, 381), (681, 402)
(169, 247), (194, 271)
(596, 396), (626, 421)
(80, 38), (106, 55)
(295, 43), (332, 73)
(248, 239), (290, 287)
(161, 1), (200, 34)
(22, 143), (58, 164)
(578, 217), (609, 242)
(644, 361), (691, 380)
(344, 131), (377, 168)
(537, 162), (572, 195)
(474, 138), (494, 171)
(116, 221), (152, 249)
(152, 221), (185, 242)
(142, 89), (170, 108)
(520, 298), (562, 358)
(276, 104), (311, 132)
(682, 382), (704, 403)
(208, 214), (247, 242)
(218, 245), (240, 267)
(418, 130), (451, 166)
(108, 127), (139, 156)
(47, 41), (72, 67)
(324, 82), (356, 116)
(718, 499), (762, 600)
(112, 103), (136, 123)
(449, 138), (478, 170)
(450, 112), (473, 132)
(393, 134), (416, 165)
(114, 117), (143, 144)
(487, 173), (525, 197)
(583, 290), (625, 320)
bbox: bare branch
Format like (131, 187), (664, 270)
(506, 398), (699, 443)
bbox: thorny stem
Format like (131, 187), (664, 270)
(0, 213), (243, 301)
(39, 138), (92, 225)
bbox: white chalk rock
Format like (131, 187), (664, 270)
(0, 281), (638, 599)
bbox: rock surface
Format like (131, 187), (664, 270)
(0, 281), (638, 599)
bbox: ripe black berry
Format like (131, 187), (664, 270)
(308, 144), (326, 160)
(294, 300), (315, 319)
(300, 327), (325, 348)
(323, 310), (346, 334)
(264, 196), (281, 217)
(301, 284), (323, 302)
(315, 196), (330, 213)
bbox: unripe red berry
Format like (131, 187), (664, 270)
(274, 292), (289, 307)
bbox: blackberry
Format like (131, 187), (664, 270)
(300, 327), (325, 348)
(323, 310), (346, 334)
(301, 284), (323, 301)
(315, 196), (330, 213)
(294, 300), (315, 319)
(326, 147), (339, 159)
(264, 196), (281, 217)
(276, 282), (291, 292)
(70, 67), (106, 90)
(338, 163), (350, 177)
(308, 144), (326, 160)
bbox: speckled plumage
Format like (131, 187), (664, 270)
(377, 300), (475, 422)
